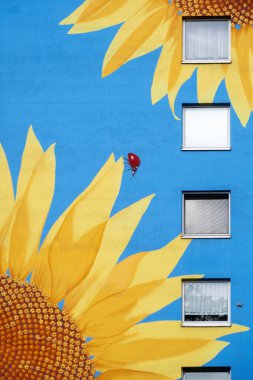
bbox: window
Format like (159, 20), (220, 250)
(183, 18), (231, 63)
(182, 280), (231, 326)
(182, 105), (230, 150)
(183, 368), (231, 380)
(182, 192), (230, 238)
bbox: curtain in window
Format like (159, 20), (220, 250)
(184, 371), (229, 380)
(184, 20), (229, 61)
(184, 282), (229, 321)
(184, 193), (229, 235)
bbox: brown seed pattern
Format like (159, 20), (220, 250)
(174, 0), (253, 27)
(0, 275), (95, 380)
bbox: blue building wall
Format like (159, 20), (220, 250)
(0, 1), (252, 378)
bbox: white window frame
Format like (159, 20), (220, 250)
(182, 18), (231, 64)
(182, 191), (231, 239)
(182, 367), (231, 380)
(182, 279), (231, 327)
(182, 104), (231, 151)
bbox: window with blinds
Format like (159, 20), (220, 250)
(182, 105), (230, 150)
(182, 192), (230, 237)
(183, 368), (231, 380)
(183, 18), (231, 63)
(182, 280), (231, 326)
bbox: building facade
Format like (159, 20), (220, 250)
(0, 1), (252, 379)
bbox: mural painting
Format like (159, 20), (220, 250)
(0, 127), (248, 378)
(61, 0), (253, 126)
(0, 0), (252, 379)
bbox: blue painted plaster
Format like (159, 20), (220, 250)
(0, 1), (252, 378)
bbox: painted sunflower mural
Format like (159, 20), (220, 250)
(0, 127), (248, 379)
(60, 0), (253, 127)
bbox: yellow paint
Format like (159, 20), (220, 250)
(1, 128), (249, 379)
(61, 0), (253, 126)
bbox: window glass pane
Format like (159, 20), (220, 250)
(184, 371), (229, 380)
(184, 20), (229, 61)
(184, 281), (229, 322)
(184, 193), (230, 235)
(183, 106), (230, 149)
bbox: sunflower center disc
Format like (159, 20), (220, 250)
(0, 274), (95, 380)
(174, 0), (253, 27)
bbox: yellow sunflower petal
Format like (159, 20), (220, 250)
(0, 202), (20, 274)
(47, 159), (123, 303)
(152, 39), (173, 104)
(197, 64), (224, 103)
(130, 2), (178, 63)
(91, 333), (228, 364)
(151, 6), (178, 104)
(49, 223), (106, 303)
(7, 145), (55, 280)
(164, 15), (196, 119)
(91, 322), (247, 376)
(102, 0), (168, 77)
(98, 369), (174, 380)
(94, 291), (248, 377)
(64, 194), (154, 322)
(38, 153), (115, 250)
(95, 341), (229, 376)
(93, 235), (191, 303)
(31, 154), (115, 295)
(77, 0), (145, 23)
(61, 0), (148, 31)
(77, 275), (202, 338)
(95, 340), (229, 379)
(248, 27), (253, 108)
(91, 321), (247, 350)
(224, 29), (251, 127)
(89, 153), (116, 186)
(233, 27), (253, 110)
(16, 126), (43, 199)
(130, 16), (169, 62)
(0, 145), (14, 230)
(168, 62), (196, 120)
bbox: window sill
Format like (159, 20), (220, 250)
(182, 59), (231, 64)
(182, 322), (231, 327)
(181, 147), (231, 151)
(181, 234), (231, 239)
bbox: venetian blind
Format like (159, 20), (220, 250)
(184, 193), (229, 235)
(184, 371), (229, 380)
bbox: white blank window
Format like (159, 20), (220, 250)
(183, 369), (230, 380)
(182, 106), (230, 150)
(183, 19), (230, 62)
(183, 192), (230, 237)
(183, 280), (230, 326)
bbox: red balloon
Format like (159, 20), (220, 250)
(127, 153), (141, 176)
